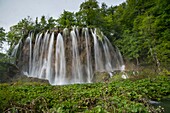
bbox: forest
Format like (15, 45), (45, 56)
(0, 0), (170, 112)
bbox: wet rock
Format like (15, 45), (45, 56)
(0, 62), (19, 83)
(92, 72), (110, 82)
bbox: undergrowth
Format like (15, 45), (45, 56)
(0, 75), (169, 113)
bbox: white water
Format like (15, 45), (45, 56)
(28, 34), (32, 75)
(46, 32), (55, 84)
(54, 33), (66, 85)
(11, 39), (22, 58)
(39, 31), (50, 78)
(15, 27), (125, 85)
(71, 29), (83, 83)
(91, 29), (105, 71)
(84, 28), (93, 82)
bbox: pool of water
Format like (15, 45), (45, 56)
(152, 99), (170, 113)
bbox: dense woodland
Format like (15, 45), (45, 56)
(0, 0), (170, 71)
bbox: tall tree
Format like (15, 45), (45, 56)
(0, 27), (6, 50)
(7, 16), (34, 46)
(57, 10), (75, 27)
(78, 0), (101, 27)
(46, 17), (56, 29)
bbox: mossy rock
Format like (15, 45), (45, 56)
(93, 72), (110, 82)
(95, 28), (104, 41)
(0, 62), (19, 83)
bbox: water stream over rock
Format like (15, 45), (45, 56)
(12, 27), (125, 85)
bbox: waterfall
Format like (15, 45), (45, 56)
(103, 36), (124, 71)
(11, 38), (22, 65)
(91, 29), (105, 71)
(84, 28), (93, 82)
(11, 38), (22, 59)
(11, 44), (19, 60)
(39, 31), (50, 78)
(46, 32), (55, 84)
(30, 33), (42, 76)
(54, 33), (66, 85)
(15, 27), (125, 85)
(28, 34), (32, 75)
(71, 29), (83, 83)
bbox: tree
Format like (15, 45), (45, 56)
(40, 15), (47, 27)
(78, 0), (101, 27)
(57, 10), (75, 27)
(47, 17), (56, 29)
(100, 3), (108, 16)
(0, 27), (6, 49)
(113, 0), (170, 70)
(7, 16), (34, 47)
(101, 5), (123, 40)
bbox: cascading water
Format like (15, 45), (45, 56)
(84, 28), (93, 83)
(71, 29), (83, 83)
(46, 32), (55, 84)
(33, 33), (44, 77)
(91, 29), (105, 71)
(10, 38), (22, 65)
(103, 36), (124, 71)
(39, 31), (50, 78)
(54, 33), (66, 85)
(11, 38), (22, 59)
(13, 27), (125, 85)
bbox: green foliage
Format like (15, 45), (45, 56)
(38, 16), (56, 30)
(57, 10), (75, 27)
(0, 75), (169, 112)
(0, 53), (11, 63)
(6, 15), (57, 55)
(96, 28), (104, 41)
(79, 0), (101, 27)
(7, 16), (34, 47)
(0, 27), (6, 49)
(112, 0), (170, 69)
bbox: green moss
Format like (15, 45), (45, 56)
(96, 28), (104, 41)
